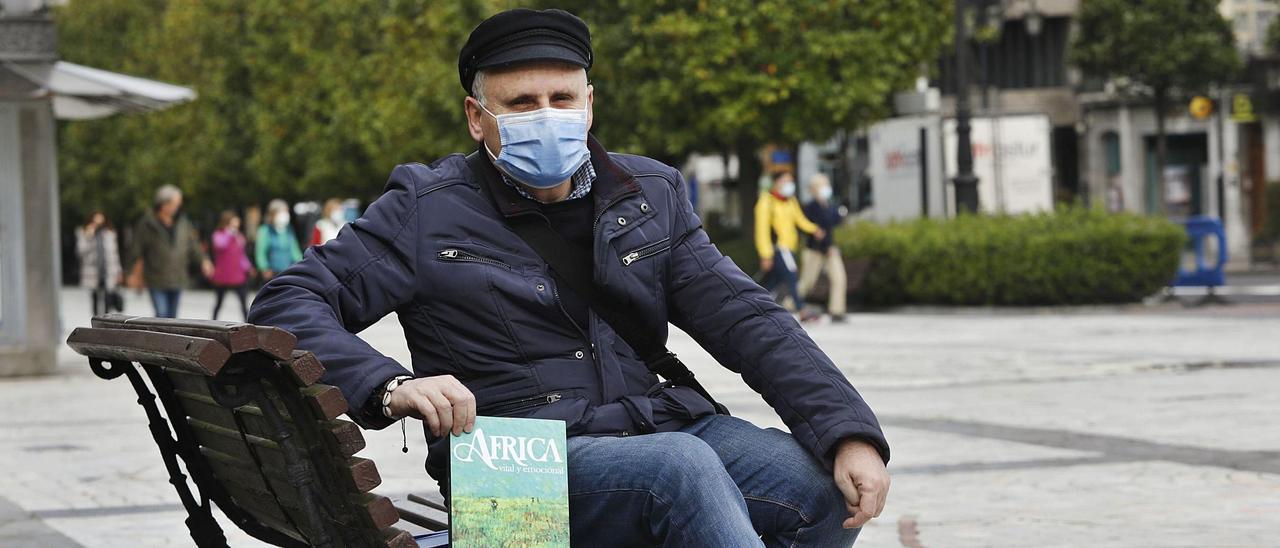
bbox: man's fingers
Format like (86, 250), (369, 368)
(423, 390), (454, 437)
(443, 387), (472, 436)
(456, 387), (477, 433)
(442, 377), (476, 434)
(843, 511), (872, 529)
(834, 469), (865, 529)
(414, 397), (441, 437)
(875, 479), (890, 516)
(857, 483), (879, 521)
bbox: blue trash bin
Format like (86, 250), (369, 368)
(1172, 216), (1227, 288)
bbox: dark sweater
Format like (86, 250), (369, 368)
(802, 200), (843, 252)
(539, 196), (595, 330)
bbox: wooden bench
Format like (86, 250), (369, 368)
(66, 314), (448, 547)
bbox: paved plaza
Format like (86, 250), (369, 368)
(1, 287), (1278, 547)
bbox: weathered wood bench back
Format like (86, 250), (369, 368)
(67, 314), (438, 547)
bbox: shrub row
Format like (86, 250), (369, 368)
(835, 208), (1186, 306)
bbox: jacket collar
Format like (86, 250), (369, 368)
(474, 134), (641, 219)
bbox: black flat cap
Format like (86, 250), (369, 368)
(458, 8), (592, 95)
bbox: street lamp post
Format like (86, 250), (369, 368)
(953, 0), (980, 214)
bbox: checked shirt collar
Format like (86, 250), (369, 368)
(499, 159), (596, 203)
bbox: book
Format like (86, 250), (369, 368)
(449, 416), (570, 547)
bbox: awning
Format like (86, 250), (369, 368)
(0, 60), (195, 120)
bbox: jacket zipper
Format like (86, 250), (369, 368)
(480, 392), (563, 416)
(621, 237), (671, 266)
(437, 248), (513, 270)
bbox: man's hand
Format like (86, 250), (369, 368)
(387, 375), (476, 437)
(814, 228), (827, 241)
(126, 261), (144, 289)
(833, 438), (890, 529)
(201, 259), (214, 279)
(760, 257), (774, 272)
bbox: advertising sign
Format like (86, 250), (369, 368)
(866, 115), (945, 222)
(943, 114), (1054, 215)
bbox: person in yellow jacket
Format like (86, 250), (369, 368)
(755, 171), (824, 314)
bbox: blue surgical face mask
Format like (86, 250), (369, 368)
(480, 103), (590, 189)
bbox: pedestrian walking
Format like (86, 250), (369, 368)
(75, 211), (123, 316)
(249, 9), (888, 545)
(255, 199), (302, 281)
(310, 198), (346, 246)
(126, 185), (213, 318)
(755, 171), (825, 317)
(798, 173), (849, 321)
(210, 210), (254, 320)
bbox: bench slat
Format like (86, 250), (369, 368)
(67, 327), (229, 376)
(359, 493), (402, 531)
(91, 313), (297, 360)
(286, 350), (326, 387)
(184, 404), (382, 494)
(201, 449), (307, 536)
(321, 419), (367, 457)
(381, 527), (419, 548)
(301, 384), (350, 420)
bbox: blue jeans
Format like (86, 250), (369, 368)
(148, 288), (182, 318)
(762, 247), (803, 311)
(567, 415), (859, 547)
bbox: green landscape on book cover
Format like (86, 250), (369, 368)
(450, 416), (569, 547)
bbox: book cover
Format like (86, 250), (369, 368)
(449, 416), (570, 547)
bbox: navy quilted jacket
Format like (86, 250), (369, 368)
(247, 136), (888, 484)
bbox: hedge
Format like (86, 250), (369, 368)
(708, 208), (1186, 306)
(836, 208), (1186, 306)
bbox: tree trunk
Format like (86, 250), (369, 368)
(735, 139), (763, 232)
(1154, 87), (1169, 215)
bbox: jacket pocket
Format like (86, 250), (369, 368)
(479, 391), (563, 416)
(437, 247), (514, 270)
(653, 383), (717, 420)
(619, 237), (671, 266)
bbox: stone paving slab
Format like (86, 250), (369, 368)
(860, 461), (1280, 547)
(871, 366), (1280, 454)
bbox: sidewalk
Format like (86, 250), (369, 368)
(1, 287), (1277, 546)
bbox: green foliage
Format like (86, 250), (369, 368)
(1070, 0), (1240, 94)
(1259, 182), (1280, 244)
(55, 0), (508, 226)
(56, 1), (951, 231)
(450, 496), (569, 547)
(836, 209), (1187, 306)
(545, 0), (952, 157)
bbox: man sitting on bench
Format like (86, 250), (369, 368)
(248, 8), (890, 547)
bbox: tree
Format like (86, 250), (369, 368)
(55, 0), (504, 231)
(1071, 0), (1241, 214)
(56, 1), (951, 237)
(547, 0), (951, 228)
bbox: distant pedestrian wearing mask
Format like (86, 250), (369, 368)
(210, 210), (254, 320)
(755, 171), (824, 316)
(255, 199), (302, 281)
(798, 174), (848, 321)
(311, 198), (346, 246)
(76, 211), (123, 316)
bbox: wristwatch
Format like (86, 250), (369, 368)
(380, 375), (414, 420)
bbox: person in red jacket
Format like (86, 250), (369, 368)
(311, 198), (346, 246)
